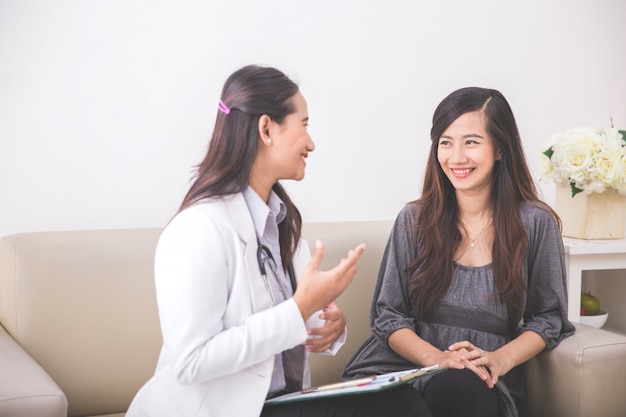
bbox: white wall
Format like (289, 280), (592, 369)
(1, 0), (625, 237)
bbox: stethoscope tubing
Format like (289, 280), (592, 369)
(256, 237), (297, 305)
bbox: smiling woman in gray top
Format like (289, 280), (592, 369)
(343, 87), (575, 417)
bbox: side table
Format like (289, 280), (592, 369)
(563, 236), (626, 322)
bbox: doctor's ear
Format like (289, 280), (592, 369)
(258, 115), (273, 145)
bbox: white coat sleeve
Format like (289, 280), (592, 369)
(154, 208), (308, 384)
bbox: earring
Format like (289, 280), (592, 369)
(267, 139), (272, 144)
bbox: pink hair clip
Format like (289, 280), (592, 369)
(218, 100), (231, 115)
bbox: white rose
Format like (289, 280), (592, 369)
(540, 126), (626, 194)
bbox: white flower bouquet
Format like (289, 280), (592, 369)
(539, 126), (626, 197)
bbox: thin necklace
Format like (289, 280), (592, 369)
(464, 218), (493, 248)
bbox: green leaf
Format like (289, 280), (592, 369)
(619, 130), (626, 145)
(570, 183), (584, 197)
(543, 147), (554, 159)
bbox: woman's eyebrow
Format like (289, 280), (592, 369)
(440, 133), (485, 140)
(463, 133), (485, 139)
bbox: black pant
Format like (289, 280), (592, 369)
(422, 368), (502, 417)
(261, 384), (431, 417)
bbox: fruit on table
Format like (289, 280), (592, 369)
(581, 291), (600, 316)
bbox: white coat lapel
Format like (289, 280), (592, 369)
(223, 193), (273, 312)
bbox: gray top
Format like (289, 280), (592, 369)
(342, 201), (575, 417)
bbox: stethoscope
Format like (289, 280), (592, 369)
(256, 237), (297, 305)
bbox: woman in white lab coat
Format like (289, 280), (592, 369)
(126, 65), (430, 417)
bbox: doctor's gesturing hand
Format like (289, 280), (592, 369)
(293, 240), (365, 327)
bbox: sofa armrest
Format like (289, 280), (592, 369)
(526, 323), (626, 417)
(0, 325), (67, 417)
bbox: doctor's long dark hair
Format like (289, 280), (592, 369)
(179, 65), (302, 270)
(408, 87), (561, 333)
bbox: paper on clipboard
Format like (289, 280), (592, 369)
(264, 364), (444, 405)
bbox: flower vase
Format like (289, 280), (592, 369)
(555, 185), (626, 239)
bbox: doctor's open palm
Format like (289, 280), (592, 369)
(293, 240), (366, 322)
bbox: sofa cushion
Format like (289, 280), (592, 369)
(0, 229), (163, 417)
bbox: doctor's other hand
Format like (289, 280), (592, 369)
(305, 302), (347, 352)
(293, 240), (365, 322)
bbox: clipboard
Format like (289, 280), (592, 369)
(265, 364), (445, 405)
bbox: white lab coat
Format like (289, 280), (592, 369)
(126, 193), (343, 417)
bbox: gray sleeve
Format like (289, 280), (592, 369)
(370, 204), (420, 346)
(520, 203), (575, 350)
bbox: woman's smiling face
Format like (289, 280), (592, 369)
(437, 110), (499, 195)
(267, 91), (315, 182)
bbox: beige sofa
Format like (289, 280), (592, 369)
(1, 222), (626, 417)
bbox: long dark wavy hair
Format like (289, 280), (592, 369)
(179, 65), (302, 270)
(408, 87), (561, 333)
